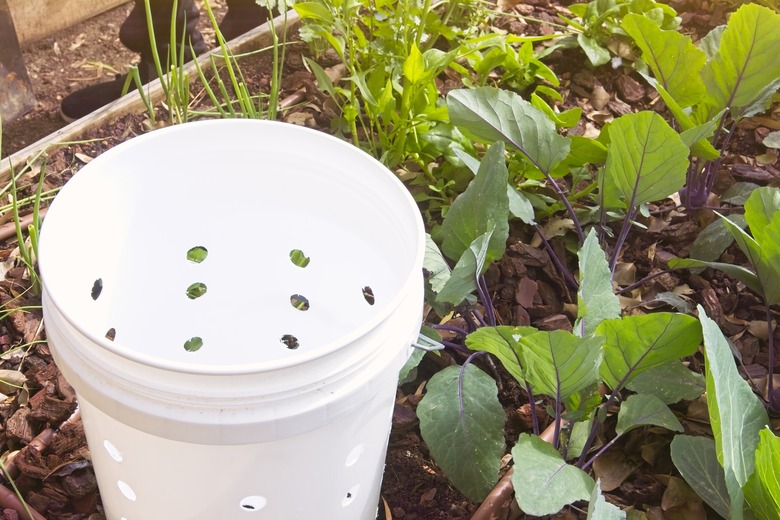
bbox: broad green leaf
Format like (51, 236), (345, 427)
(565, 135), (608, 167)
(440, 141), (509, 263)
(424, 234), (451, 293)
(699, 305), (769, 519)
(465, 326), (537, 384)
(626, 360), (705, 404)
(508, 186), (536, 225)
(403, 43), (425, 84)
(678, 110), (725, 162)
(721, 213), (780, 305)
(744, 186), (780, 247)
(700, 4), (780, 117)
(721, 182), (760, 205)
(417, 364), (505, 502)
(601, 111), (689, 210)
(668, 257), (761, 295)
(700, 25), (725, 60)
(587, 480), (627, 519)
(447, 87), (571, 174)
(621, 13), (706, 108)
(512, 433), (595, 515)
(436, 230), (493, 305)
(400, 326), (437, 384)
(567, 414), (595, 459)
(671, 435), (731, 519)
(744, 428), (780, 519)
(596, 313), (702, 390)
(615, 393), (683, 436)
(516, 330), (603, 400)
(689, 215), (747, 263)
(563, 384), (602, 423)
(292, 2), (334, 23)
(575, 228), (621, 337)
(578, 33), (611, 66)
(635, 76), (720, 160)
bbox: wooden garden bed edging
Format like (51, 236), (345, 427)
(1, 10), (301, 185)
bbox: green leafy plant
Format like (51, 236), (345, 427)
(295, 0), (570, 223)
(671, 307), (780, 520)
(295, 0), (480, 167)
(445, 86), (689, 275)
(559, 0), (680, 67)
(418, 227), (704, 515)
(622, 3), (780, 208)
(670, 186), (780, 411)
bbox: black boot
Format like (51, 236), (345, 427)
(219, 0), (270, 41)
(60, 60), (156, 123)
(60, 0), (206, 122)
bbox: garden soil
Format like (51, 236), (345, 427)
(1, 0), (780, 519)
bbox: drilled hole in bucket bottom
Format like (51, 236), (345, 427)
(362, 286), (375, 305)
(186, 282), (207, 299)
(91, 278), (103, 300)
(239, 496), (267, 511)
(290, 294), (310, 311)
(187, 246), (208, 263)
(105, 328), (116, 341)
(281, 334), (299, 350)
(184, 337), (203, 352)
(342, 485), (360, 507)
(289, 249), (310, 268)
(117, 480), (136, 501)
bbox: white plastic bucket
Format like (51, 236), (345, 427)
(38, 120), (425, 519)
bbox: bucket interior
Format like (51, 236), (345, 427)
(39, 120), (424, 372)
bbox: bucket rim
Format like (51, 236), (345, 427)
(39, 119), (426, 375)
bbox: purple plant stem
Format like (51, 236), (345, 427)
(525, 383), (540, 436)
(609, 206), (639, 273)
(534, 224), (579, 290)
(477, 275), (497, 327)
(432, 324), (470, 337)
(441, 339), (471, 354)
(473, 309), (489, 328)
(553, 390), (562, 450)
(615, 268), (674, 295)
(544, 175), (585, 244)
(582, 434), (621, 472)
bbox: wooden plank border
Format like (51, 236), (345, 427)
(9, 0), (130, 46)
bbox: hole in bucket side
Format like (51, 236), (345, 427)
(281, 334), (299, 350)
(345, 444), (364, 467)
(362, 286), (375, 305)
(91, 279), (103, 300)
(117, 480), (136, 501)
(104, 440), (123, 462)
(105, 328), (116, 341)
(186, 282), (207, 300)
(289, 249), (310, 268)
(239, 496), (267, 512)
(342, 485), (360, 507)
(290, 294), (310, 311)
(187, 246), (208, 263)
(184, 337), (203, 352)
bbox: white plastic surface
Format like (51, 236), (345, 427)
(38, 120), (425, 519)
